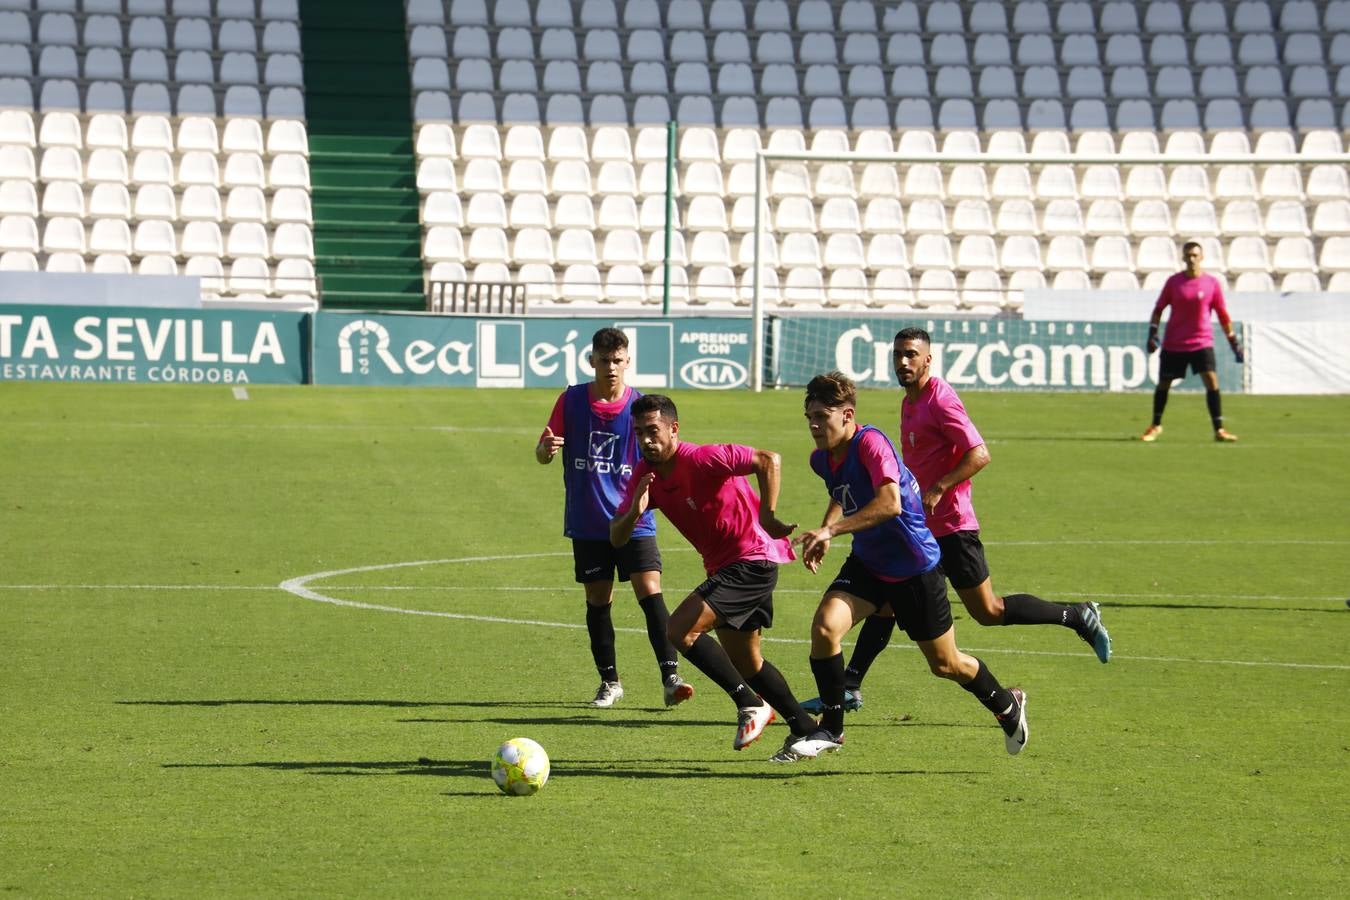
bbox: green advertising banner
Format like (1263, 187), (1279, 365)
(312, 312), (753, 390)
(0, 304), (308, 384)
(771, 317), (1245, 393)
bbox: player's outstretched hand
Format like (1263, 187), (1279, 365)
(792, 526), (831, 574)
(1230, 337), (1245, 364)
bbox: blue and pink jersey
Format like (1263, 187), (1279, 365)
(544, 384), (654, 541)
(809, 425), (939, 580)
(1152, 272), (1231, 352)
(899, 376), (985, 538)
(622, 442), (795, 576)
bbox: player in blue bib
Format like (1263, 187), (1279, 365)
(772, 372), (1030, 762)
(536, 327), (692, 710)
(808, 423), (940, 581)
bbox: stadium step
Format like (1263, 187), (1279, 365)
(309, 166), (416, 192)
(300, 0), (423, 312)
(318, 272), (425, 295)
(318, 238), (423, 259)
(308, 135), (413, 156)
(311, 204), (421, 226)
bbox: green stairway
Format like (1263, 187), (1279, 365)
(298, 1), (424, 311)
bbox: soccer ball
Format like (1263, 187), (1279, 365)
(491, 738), (550, 796)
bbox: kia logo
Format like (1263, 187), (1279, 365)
(679, 357), (748, 390)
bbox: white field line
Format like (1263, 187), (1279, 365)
(3, 419), (535, 434)
(8, 419), (1350, 442)
(1, 584), (1341, 604)
(273, 557), (1350, 673)
(20, 583), (1337, 606)
(4, 549), (1345, 671)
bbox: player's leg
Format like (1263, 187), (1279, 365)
(801, 607), (892, 713)
(582, 578), (624, 707)
(666, 585), (770, 746)
(575, 539), (623, 707)
(1199, 364), (1236, 441)
(845, 609), (894, 698)
(907, 568), (1028, 754)
(799, 609), (885, 712)
(946, 532), (1111, 662)
(1143, 355), (1185, 440)
(916, 627), (1028, 755)
(621, 539), (691, 706)
(719, 627), (817, 741)
(807, 588), (876, 736)
(1142, 379), (1170, 440)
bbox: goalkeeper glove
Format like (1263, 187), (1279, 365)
(1146, 324), (1159, 354)
(1229, 334), (1244, 364)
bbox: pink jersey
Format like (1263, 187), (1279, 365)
(1152, 272), (1231, 352)
(899, 376), (984, 538)
(623, 442), (795, 576)
(543, 385), (634, 437)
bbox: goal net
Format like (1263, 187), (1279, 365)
(748, 134), (1316, 392)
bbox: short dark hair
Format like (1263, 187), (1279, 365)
(804, 371), (857, 410)
(592, 327), (628, 354)
(894, 326), (931, 345)
(1182, 240), (1202, 256)
(632, 393), (678, 422)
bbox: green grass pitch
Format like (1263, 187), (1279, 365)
(2, 382), (1347, 896)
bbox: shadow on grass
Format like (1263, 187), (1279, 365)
(118, 700), (981, 733)
(402, 717), (981, 734)
(162, 757), (982, 780)
(116, 699), (586, 709)
(1104, 601), (1346, 614)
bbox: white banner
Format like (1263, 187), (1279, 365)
(1250, 322), (1350, 394)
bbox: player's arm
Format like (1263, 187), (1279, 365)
(750, 448), (797, 539)
(923, 443), (990, 516)
(1213, 282), (1244, 362)
(609, 473), (653, 548)
(535, 396), (566, 464)
(797, 499), (843, 573)
(795, 482), (902, 566)
(1147, 287), (1169, 353)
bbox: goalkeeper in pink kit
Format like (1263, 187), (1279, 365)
(1142, 240), (1243, 443)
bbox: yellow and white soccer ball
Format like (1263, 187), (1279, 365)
(491, 737), (550, 796)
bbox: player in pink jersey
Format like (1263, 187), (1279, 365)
(802, 329), (1111, 718)
(1141, 241), (1243, 443)
(611, 394), (820, 755)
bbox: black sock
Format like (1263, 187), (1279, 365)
(585, 603), (617, 683)
(809, 653), (848, 736)
(747, 659), (815, 736)
(1206, 389), (1223, 430)
(681, 633), (759, 708)
(845, 615), (894, 690)
(638, 593), (679, 678)
(1152, 385), (1169, 426)
(1002, 593), (1080, 630)
(960, 657), (1015, 722)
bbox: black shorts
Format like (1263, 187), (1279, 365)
(572, 537), (661, 584)
(828, 554), (952, 643)
(936, 530), (991, 591)
(694, 560), (778, 632)
(1159, 347), (1216, 381)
